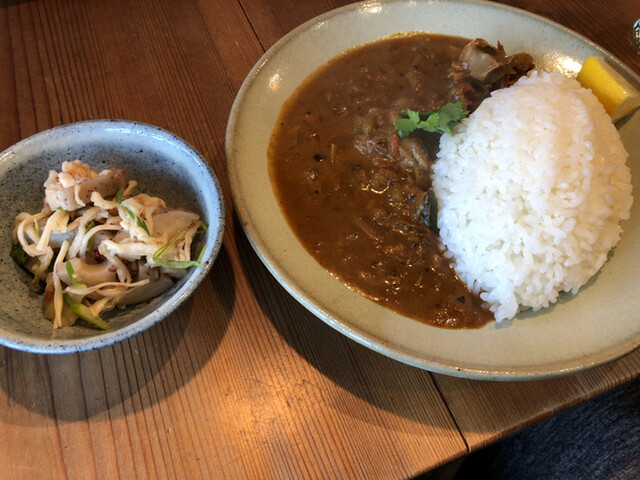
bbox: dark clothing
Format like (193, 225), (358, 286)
(453, 379), (640, 480)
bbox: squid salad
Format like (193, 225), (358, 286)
(11, 160), (206, 330)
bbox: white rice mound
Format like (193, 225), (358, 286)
(432, 71), (633, 322)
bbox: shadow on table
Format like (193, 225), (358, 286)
(0, 243), (235, 423)
(234, 214), (455, 428)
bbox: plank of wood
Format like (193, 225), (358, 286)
(0, 0), (466, 478)
(434, 349), (640, 450)
(1, 0), (639, 477)
(239, 0), (353, 51)
(0, 256), (468, 478)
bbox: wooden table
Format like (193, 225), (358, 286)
(1, 0), (639, 478)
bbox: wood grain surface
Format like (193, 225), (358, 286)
(0, 0), (639, 479)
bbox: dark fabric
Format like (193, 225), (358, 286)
(454, 379), (640, 480)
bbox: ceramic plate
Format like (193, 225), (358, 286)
(226, 0), (640, 380)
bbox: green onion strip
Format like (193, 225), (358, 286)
(152, 221), (207, 269)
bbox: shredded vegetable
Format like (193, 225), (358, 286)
(12, 160), (207, 330)
(152, 221), (207, 269)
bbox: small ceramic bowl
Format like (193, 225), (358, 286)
(0, 120), (225, 353)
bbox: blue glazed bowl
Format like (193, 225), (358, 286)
(0, 120), (225, 353)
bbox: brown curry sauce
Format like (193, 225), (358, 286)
(268, 34), (493, 328)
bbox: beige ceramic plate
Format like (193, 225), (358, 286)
(226, 0), (640, 380)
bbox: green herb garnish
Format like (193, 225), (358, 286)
(394, 102), (469, 138)
(152, 221), (207, 269)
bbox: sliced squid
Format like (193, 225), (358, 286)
(45, 161), (126, 211)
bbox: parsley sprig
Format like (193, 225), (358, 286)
(394, 102), (469, 138)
